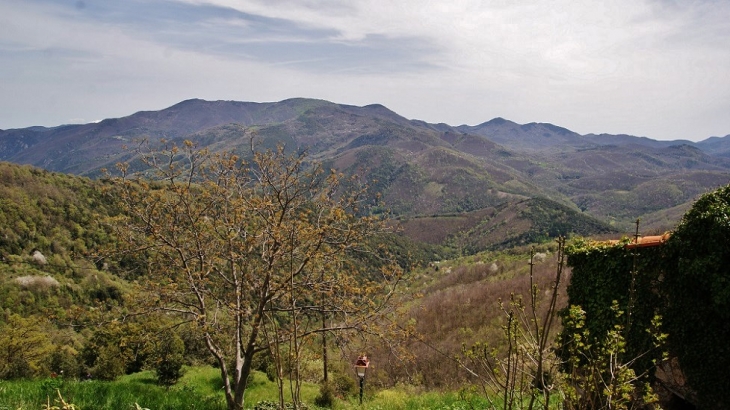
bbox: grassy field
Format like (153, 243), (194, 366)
(0, 367), (227, 410)
(0, 366), (493, 410)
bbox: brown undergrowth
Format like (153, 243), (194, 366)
(367, 244), (569, 389)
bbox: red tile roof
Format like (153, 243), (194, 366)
(625, 232), (671, 249)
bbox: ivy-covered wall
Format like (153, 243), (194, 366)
(560, 238), (665, 381)
(562, 183), (730, 409)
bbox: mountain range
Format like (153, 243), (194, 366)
(3, 98), (730, 251)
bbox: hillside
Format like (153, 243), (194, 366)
(400, 197), (615, 252)
(0, 163), (128, 321)
(2, 98), (730, 235)
(0, 159), (609, 380)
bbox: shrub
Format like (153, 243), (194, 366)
(331, 371), (356, 397)
(91, 345), (125, 381)
(0, 314), (54, 379)
(153, 332), (186, 387)
(4, 356), (33, 379)
(314, 382), (335, 408)
(49, 346), (81, 379)
(253, 400), (308, 410)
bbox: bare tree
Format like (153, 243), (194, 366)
(462, 238), (566, 410)
(106, 140), (402, 410)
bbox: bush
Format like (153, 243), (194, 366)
(4, 356), (33, 379)
(92, 345), (125, 381)
(314, 382), (335, 408)
(0, 314), (54, 379)
(331, 371), (356, 397)
(153, 332), (186, 387)
(49, 346), (81, 379)
(253, 400), (308, 410)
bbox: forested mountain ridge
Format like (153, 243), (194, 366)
(2, 98), (730, 234)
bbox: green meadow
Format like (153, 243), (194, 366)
(0, 366), (493, 410)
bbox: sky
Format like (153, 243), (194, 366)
(2, 0), (730, 141)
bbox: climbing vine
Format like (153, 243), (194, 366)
(660, 184), (730, 409)
(559, 236), (665, 384)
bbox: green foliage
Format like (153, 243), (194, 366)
(0, 162), (117, 264)
(0, 314), (54, 379)
(559, 237), (664, 383)
(560, 302), (662, 410)
(313, 382), (335, 408)
(356, 232), (456, 273)
(561, 184), (730, 408)
(254, 400), (309, 409)
(90, 345), (126, 381)
(48, 346), (82, 379)
(40, 376), (67, 398)
(401, 197), (615, 255)
(517, 197), (615, 245)
(0, 162), (134, 383)
(660, 184), (730, 408)
(80, 319), (158, 380)
(330, 371), (357, 398)
(152, 332), (186, 387)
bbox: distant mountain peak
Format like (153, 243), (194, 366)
(483, 117), (513, 126)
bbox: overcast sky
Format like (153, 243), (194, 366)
(2, 0), (729, 141)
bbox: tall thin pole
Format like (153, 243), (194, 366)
(322, 299), (328, 382)
(359, 376), (364, 405)
(628, 219), (640, 333)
